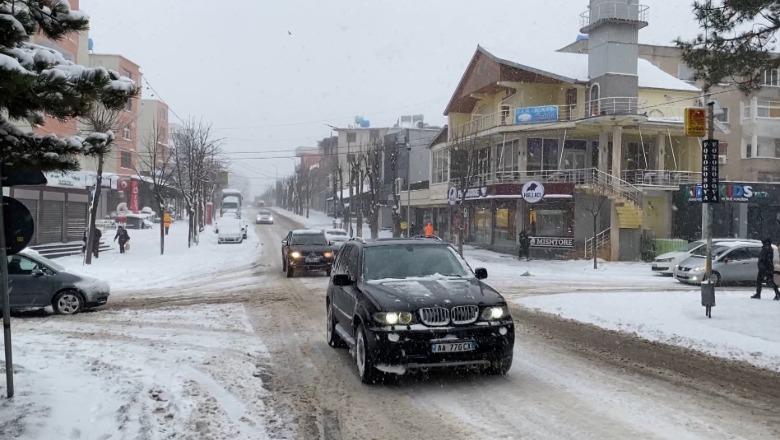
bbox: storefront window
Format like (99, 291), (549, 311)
(494, 202), (517, 244)
(470, 204), (492, 244)
(528, 138), (542, 172)
(536, 209), (566, 236)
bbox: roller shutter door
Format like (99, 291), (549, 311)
(66, 202), (87, 242)
(39, 200), (64, 244)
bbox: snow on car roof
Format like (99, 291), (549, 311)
(292, 229), (324, 235)
(718, 241), (762, 248)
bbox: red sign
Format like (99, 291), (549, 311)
(130, 180), (139, 213)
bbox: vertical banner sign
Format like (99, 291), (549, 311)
(130, 180), (139, 213)
(701, 139), (720, 203)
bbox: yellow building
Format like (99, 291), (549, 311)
(436, 3), (703, 260)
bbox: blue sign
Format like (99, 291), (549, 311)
(514, 106), (559, 124)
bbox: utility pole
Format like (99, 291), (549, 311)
(701, 101), (717, 318)
(0, 165), (14, 398)
(406, 141), (412, 238)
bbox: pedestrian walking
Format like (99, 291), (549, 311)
(518, 230), (531, 260)
(751, 238), (780, 300)
(114, 226), (131, 254)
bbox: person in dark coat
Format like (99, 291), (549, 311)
(91, 228), (102, 259)
(114, 226), (130, 254)
(518, 230), (531, 260)
(752, 238), (780, 300)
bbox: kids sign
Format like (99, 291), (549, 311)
(686, 183), (766, 203)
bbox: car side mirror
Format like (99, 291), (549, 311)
(282, 240), (288, 246)
(475, 268), (488, 280)
(333, 274), (352, 286)
(31, 269), (44, 277)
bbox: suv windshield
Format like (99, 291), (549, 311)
(291, 234), (327, 246)
(363, 245), (470, 281)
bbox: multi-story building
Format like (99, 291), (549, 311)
(425, 0), (705, 260)
(88, 54), (142, 177)
(137, 99), (170, 173)
(559, 15), (780, 241)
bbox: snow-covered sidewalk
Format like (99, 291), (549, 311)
(0, 302), (275, 439)
(57, 220), (261, 294)
(519, 290), (780, 372)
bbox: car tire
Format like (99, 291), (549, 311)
(326, 302), (346, 348)
(286, 265), (294, 278)
(485, 355), (513, 376)
(52, 290), (84, 315)
(355, 323), (381, 384)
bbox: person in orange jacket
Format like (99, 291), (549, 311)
(424, 222), (434, 238)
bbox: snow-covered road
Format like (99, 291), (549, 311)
(3, 209), (780, 439)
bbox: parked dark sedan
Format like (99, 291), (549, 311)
(325, 239), (514, 383)
(3, 250), (110, 315)
(281, 230), (335, 278)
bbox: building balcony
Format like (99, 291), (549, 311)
(450, 97), (678, 140)
(620, 169), (701, 188)
(580, 2), (649, 32)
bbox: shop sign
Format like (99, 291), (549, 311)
(515, 106), (559, 124)
(529, 236), (574, 249)
(44, 171), (86, 189)
(686, 183), (770, 203)
(448, 186), (487, 205)
(684, 107), (707, 137)
(522, 181), (545, 203)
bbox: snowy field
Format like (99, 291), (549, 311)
(0, 303), (276, 439)
(58, 220), (261, 294)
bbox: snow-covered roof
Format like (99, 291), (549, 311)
(482, 46), (699, 92)
(292, 229), (325, 235)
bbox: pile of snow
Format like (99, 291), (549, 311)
(0, 303), (274, 439)
(519, 290), (780, 372)
(57, 221), (260, 294)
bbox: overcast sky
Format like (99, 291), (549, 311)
(80, 0), (700, 191)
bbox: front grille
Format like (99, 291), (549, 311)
(450, 305), (479, 325)
(419, 307), (450, 326)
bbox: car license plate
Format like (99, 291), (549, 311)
(305, 256), (320, 263)
(431, 341), (477, 353)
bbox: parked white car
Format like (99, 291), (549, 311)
(217, 216), (244, 244)
(652, 238), (761, 276)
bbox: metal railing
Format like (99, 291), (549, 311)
(587, 97), (638, 117)
(620, 169), (701, 187)
(584, 228), (611, 260)
(478, 167), (644, 206)
(580, 2), (649, 29)
(449, 97), (673, 140)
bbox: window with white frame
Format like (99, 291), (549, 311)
(762, 68), (780, 87)
(123, 125), (131, 140)
(431, 148), (449, 184)
(715, 107), (729, 123)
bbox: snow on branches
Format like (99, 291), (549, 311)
(0, 0), (137, 172)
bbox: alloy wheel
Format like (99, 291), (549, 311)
(56, 292), (81, 315)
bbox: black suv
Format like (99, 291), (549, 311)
(325, 239), (514, 383)
(282, 229), (335, 277)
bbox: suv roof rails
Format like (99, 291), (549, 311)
(348, 236), (365, 243)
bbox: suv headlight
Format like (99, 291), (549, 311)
(373, 312), (413, 325)
(323, 251), (334, 259)
(290, 251), (302, 259)
(481, 306), (508, 321)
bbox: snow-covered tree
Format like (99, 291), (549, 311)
(0, 0), (136, 172)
